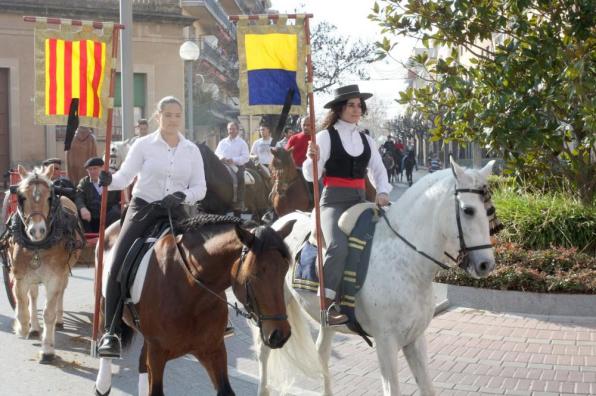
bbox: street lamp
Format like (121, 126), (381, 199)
(179, 40), (200, 140)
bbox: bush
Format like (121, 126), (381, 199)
(434, 242), (596, 294)
(489, 176), (595, 252)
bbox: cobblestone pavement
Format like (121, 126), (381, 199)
(1, 171), (594, 395)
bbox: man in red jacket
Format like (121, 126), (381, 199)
(285, 115), (312, 168)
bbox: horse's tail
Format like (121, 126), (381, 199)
(262, 290), (323, 392)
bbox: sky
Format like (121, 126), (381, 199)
(269, 0), (419, 119)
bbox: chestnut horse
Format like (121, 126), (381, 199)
(95, 213), (294, 396)
(3, 165), (82, 363)
(268, 147), (378, 218)
(269, 147), (311, 217)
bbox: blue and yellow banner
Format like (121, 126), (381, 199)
(236, 16), (307, 115)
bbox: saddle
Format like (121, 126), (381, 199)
(112, 220), (171, 326)
(223, 164), (256, 185)
(295, 203), (381, 345)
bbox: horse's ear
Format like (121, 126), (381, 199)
(478, 160), (496, 180)
(235, 224), (255, 248)
(276, 219), (296, 240)
(43, 163), (55, 179)
(450, 156), (465, 181)
(270, 147), (279, 156)
(17, 164), (28, 179)
(286, 146), (294, 153)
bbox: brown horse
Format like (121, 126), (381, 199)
(95, 213), (295, 396)
(269, 147), (378, 217)
(3, 165), (82, 363)
(269, 147), (311, 216)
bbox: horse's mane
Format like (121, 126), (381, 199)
(175, 214), (243, 233)
(18, 167), (52, 194)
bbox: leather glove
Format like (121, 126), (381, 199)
(98, 170), (112, 187)
(161, 191), (186, 210)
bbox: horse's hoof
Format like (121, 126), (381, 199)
(39, 353), (55, 364)
(27, 330), (40, 339)
(94, 385), (111, 396)
(55, 322), (64, 330)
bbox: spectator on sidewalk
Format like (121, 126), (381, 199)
(67, 126), (98, 186)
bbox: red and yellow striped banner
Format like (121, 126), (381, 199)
(45, 38), (107, 118)
(34, 21), (114, 128)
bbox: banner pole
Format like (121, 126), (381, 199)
(303, 16), (327, 326)
(91, 25), (121, 356)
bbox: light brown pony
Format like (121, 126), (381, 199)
(5, 165), (82, 363)
(95, 214), (295, 396)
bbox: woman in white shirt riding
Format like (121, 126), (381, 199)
(96, 96), (207, 357)
(303, 84), (391, 326)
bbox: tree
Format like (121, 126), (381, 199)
(360, 97), (389, 138)
(370, 0), (595, 204)
(311, 21), (376, 92)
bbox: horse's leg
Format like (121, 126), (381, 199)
(146, 343), (167, 396)
(13, 278), (31, 337)
(193, 343), (234, 396)
(374, 334), (401, 396)
(138, 341), (149, 396)
(55, 277), (68, 329)
(28, 283), (42, 339)
(403, 335), (435, 396)
(315, 326), (335, 396)
(39, 277), (64, 363)
(255, 334), (271, 396)
(95, 358), (113, 396)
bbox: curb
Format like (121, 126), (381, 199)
(433, 282), (596, 317)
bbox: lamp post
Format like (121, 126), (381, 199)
(179, 40), (200, 140)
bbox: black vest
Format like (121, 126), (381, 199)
(324, 126), (371, 179)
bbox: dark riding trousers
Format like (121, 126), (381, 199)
(320, 127), (370, 299)
(105, 197), (185, 333)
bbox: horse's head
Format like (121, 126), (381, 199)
(448, 158), (497, 278)
(15, 164), (55, 242)
(109, 141), (130, 172)
(232, 221), (294, 348)
(270, 147), (295, 174)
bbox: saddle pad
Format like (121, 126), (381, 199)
(223, 164), (255, 185)
(101, 228), (169, 303)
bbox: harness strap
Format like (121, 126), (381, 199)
(165, 208), (253, 320)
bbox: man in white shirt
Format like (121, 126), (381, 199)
(250, 124), (274, 166)
(215, 121), (250, 212)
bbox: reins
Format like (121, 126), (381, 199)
(381, 186), (494, 270)
(164, 208), (254, 321)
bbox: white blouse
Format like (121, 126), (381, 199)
(302, 120), (392, 195)
(109, 130), (207, 204)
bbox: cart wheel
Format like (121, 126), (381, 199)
(2, 263), (16, 310)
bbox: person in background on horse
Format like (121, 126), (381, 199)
(276, 126), (293, 148)
(66, 126), (98, 186)
(303, 84), (392, 326)
(394, 138), (405, 153)
(403, 139), (418, 171)
(285, 114), (312, 169)
(124, 118), (150, 146)
(41, 158), (76, 202)
(251, 124), (274, 167)
(215, 121), (250, 214)
(75, 157), (121, 233)
(96, 96), (207, 358)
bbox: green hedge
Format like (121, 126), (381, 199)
(489, 176), (595, 252)
(434, 243), (596, 294)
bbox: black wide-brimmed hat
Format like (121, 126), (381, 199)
(323, 84), (373, 109)
(84, 157), (104, 168)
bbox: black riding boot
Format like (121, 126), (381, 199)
(97, 284), (124, 358)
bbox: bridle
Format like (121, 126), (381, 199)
(232, 246), (288, 333)
(382, 185), (494, 270)
(167, 210), (287, 339)
(270, 165), (301, 199)
(13, 176), (58, 240)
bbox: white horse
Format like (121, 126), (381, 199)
(260, 158), (497, 395)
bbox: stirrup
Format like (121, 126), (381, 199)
(97, 333), (122, 359)
(325, 302), (348, 327)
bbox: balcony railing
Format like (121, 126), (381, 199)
(181, 0), (236, 35)
(199, 39), (236, 72)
